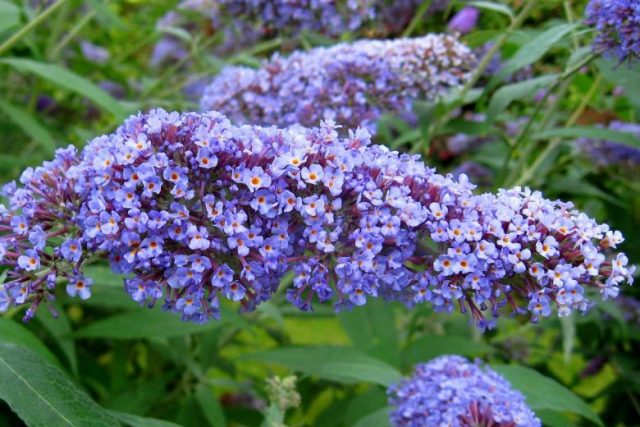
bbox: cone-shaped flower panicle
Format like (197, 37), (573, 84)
(585, 0), (640, 63)
(200, 35), (475, 131)
(0, 110), (633, 325)
(388, 355), (541, 427)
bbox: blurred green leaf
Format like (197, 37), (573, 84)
(0, 318), (60, 368)
(243, 346), (402, 387)
(110, 410), (181, 427)
(536, 409), (575, 427)
(74, 309), (222, 339)
(533, 126), (640, 148)
(546, 175), (623, 207)
(338, 300), (400, 366)
(403, 335), (492, 367)
(493, 364), (603, 426)
(35, 304), (78, 375)
(84, 0), (125, 30)
(493, 23), (576, 85)
(195, 384), (226, 427)
(344, 387), (387, 427)
(0, 99), (57, 154)
(487, 74), (559, 121)
(0, 58), (129, 119)
(0, 342), (118, 426)
(596, 59), (640, 106)
(0, 1), (20, 34)
(469, 1), (514, 19)
(352, 407), (391, 427)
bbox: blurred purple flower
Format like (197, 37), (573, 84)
(448, 6), (479, 35)
(585, 0), (640, 62)
(200, 35), (475, 131)
(576, 121), (640, 168)
(80, 40), (110, 65)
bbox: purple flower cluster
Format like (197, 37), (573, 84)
(0, 110), (633, 326)
(213, 0), (377, 37)
(200, 35), (475, 131)
(388, 355), (541, 427)
(576, 121), (640, 169)
(585, 0), (640, 62)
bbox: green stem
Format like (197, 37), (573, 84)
(502, 53), (597, 185)
(0, 0), (71, 56)
(401, 0), (434, 37)
(428, 0), (536, 151)
(457, 0), (536, 104)
(45, 0), (72, 59)
(563, 1), (580, 50)
(49, 10), (96, 60)
(512, 72), (602, 187)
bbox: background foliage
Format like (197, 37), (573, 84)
(0, 0), (639, 426)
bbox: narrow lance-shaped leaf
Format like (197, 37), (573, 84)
(0, 342), (119, 426)
(0, 99), (57, 154)
(242, 346), (403, 387)
(491, 23), (577, 86)
(0, 58), (129, 119)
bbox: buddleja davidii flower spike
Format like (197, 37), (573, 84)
(0, 147), (88, 321)
(388, 355), (541, 427)
(585, 0), (640, 63)
(200, 34), (475, 132)
(0, 110), (634, 327)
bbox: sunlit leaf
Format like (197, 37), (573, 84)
(243, 346), (402, 386)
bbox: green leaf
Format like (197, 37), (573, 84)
(596, 59), (640, 106)
(532, 126), (640, 148)
(74, 308), (223, 339)
(84, 265), (129, 287)
(0, 0), (20, 34)
(0, 318), (60, 368)
(546, 175), (623, 207)
(493, 364), (603, 426)
(195, 384), (226, 427)
(493, 24), (577, 85)
(353, 407), (392, 427)
(0, 58), (129, 119)
(35, 309), (75, 367)
(243, 346), (402, 387)
(0, 99), (57, 154)
(403, 335), (492, 367)
(338, 299), (400, 366)
(468, 1), (514, 19)
(487, 74), (559, 122)
(0, 342), (118, 426)
(110, 410), (181, 427)
(344, 387), (388, 427)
